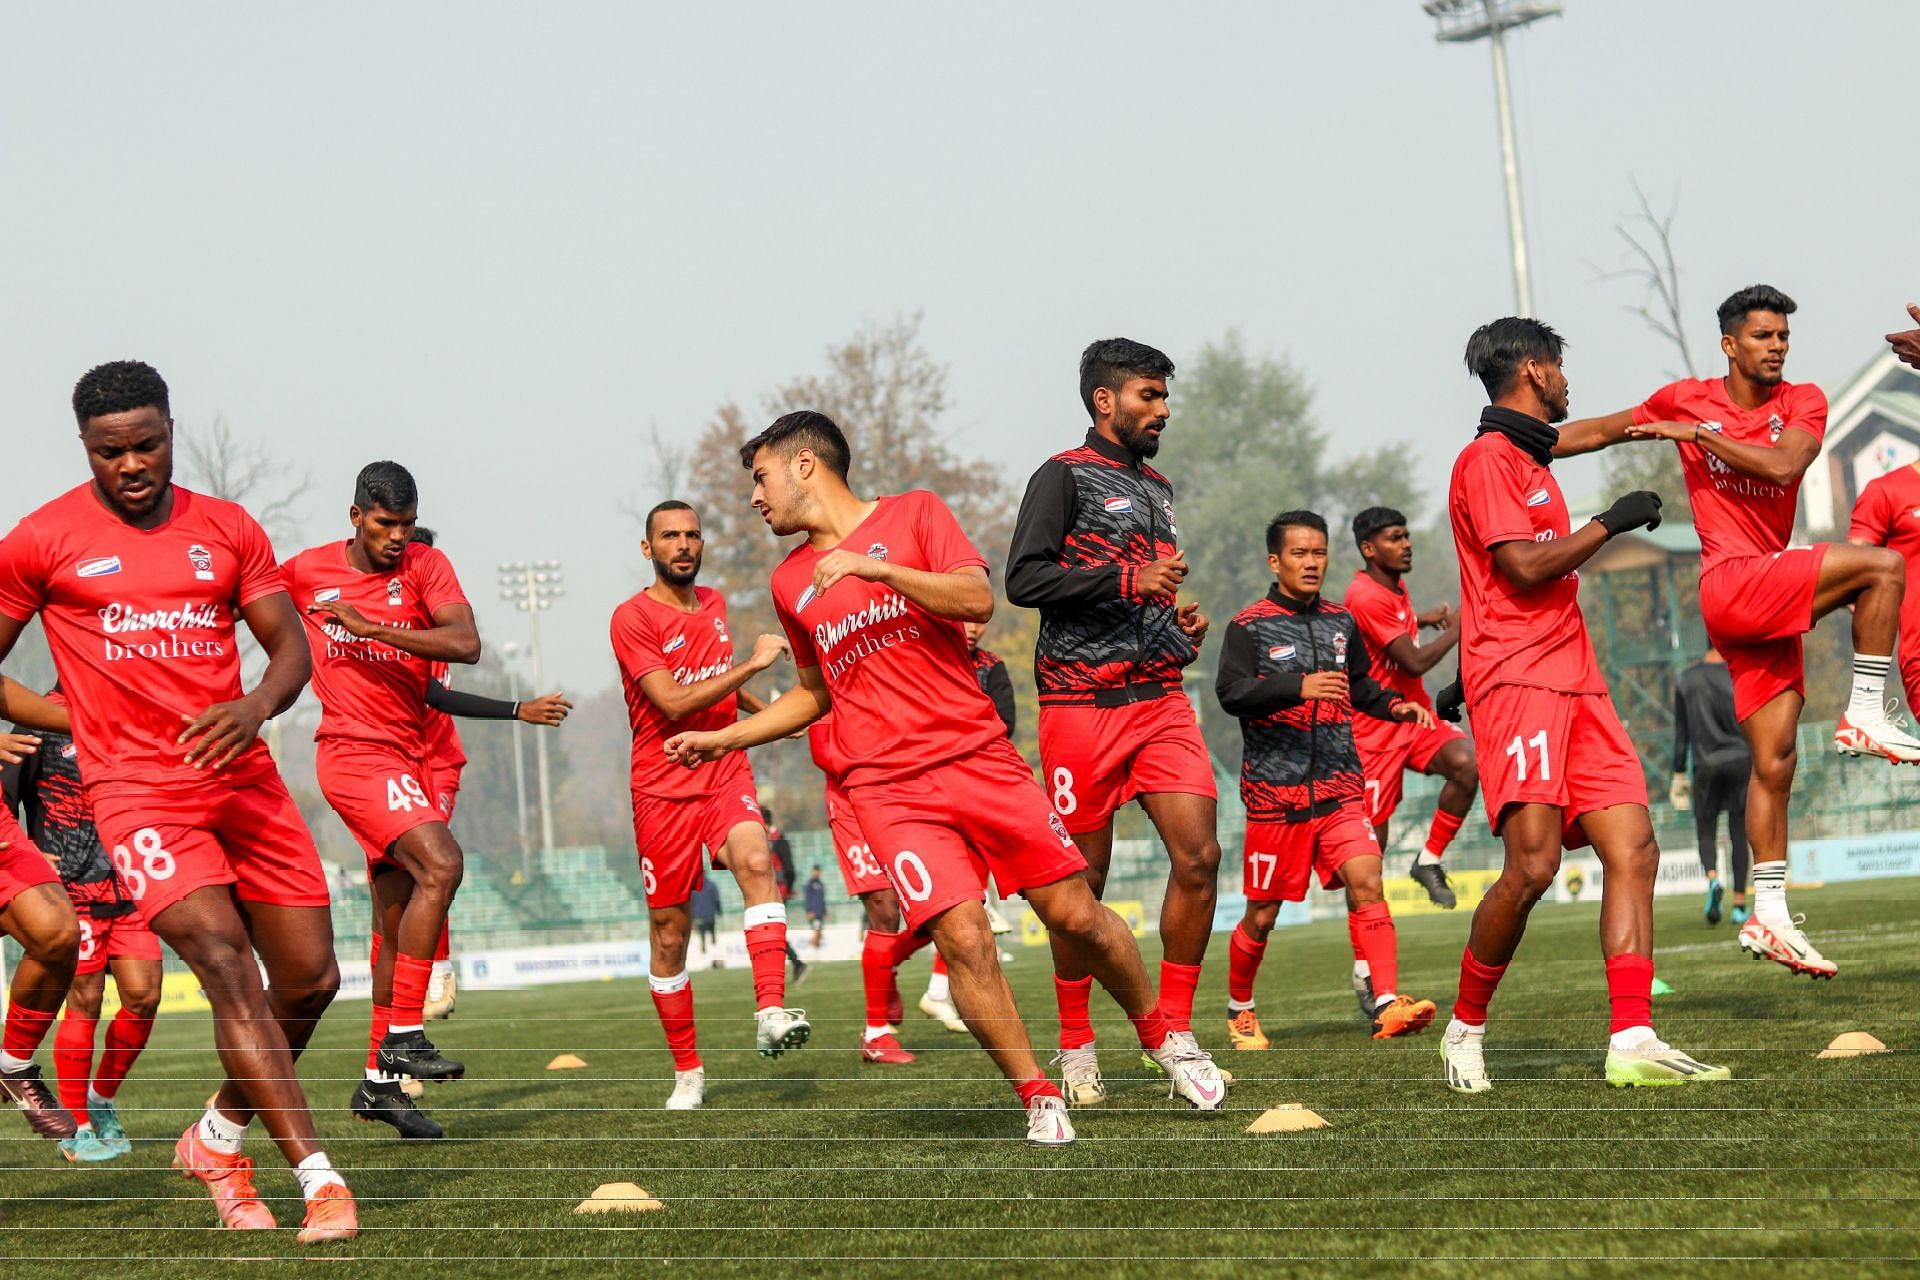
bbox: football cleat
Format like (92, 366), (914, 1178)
(1834, 711), (1920, 763)
(755, 1006), (812, 1057)
(1408, 860), (1457, 909)
(1141, 1049), (1237, 1085)
(297, 1183), (360, 1244)
(790, 958), (810, 986)
(1227, 1008), (1269, 1051)
(664, 1067), (705, 1111)
(1605, 1040), (1732, 1087)
(1052, 1048), (1106, 1108)
(1024, 1095), (1075, 1146)
(1352, 967), (1376, 1021)
(172, 1126), (276, 1230)
(0, 1062), (76, 1139)
(59, 1126), (119, 1163)
(88, 1097), (132, 1156)
(918, 994), (967, 1034)
(1738, 916), (1837, 978)
(1371, 995), (1438, 1040)
(1148, 1031), (1228, 1111)
(985, 901), (1014, 936)
(859, 1032), (915, 1065)
(425, 967), (457, 1021)
(1704, 878), (1725, 926)
(351, 1078), (444, 1140)
(377, 1029), (465, 1081)
(1731, 903), (1751, 926)
(1440, 1020), (1492, 1094)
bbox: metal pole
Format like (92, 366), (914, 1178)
(509, 664), (530, 873)
(1485, 0), (1534, 315)
(524, 569), (557, 857)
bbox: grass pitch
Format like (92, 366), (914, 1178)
(2, 880), (1914, 1278)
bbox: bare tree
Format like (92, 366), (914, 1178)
(617, 420), (692, 531)
(1591, 180), (1699, 381)
(176, 415), (312, 545)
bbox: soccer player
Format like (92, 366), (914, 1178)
(612, 499), (811, 1112)
(284, 461), (480, 1142)
(1671, 648), (1751, 925)
(1216, 510), (1439, 1049)
(966, 621), (1017, 736)
(2, 688), (160, 1162)
(1559, 285), (1920, 978)
(1007, 338), (1219, 1107)
(1438, 319), (1727, 1093)
(666, 410), (1226, 1146)
(1848, 467), (1920, 716)
(0, 361), (356, 1240)
(1345, 508), (1475, 920)
(803, 867), (828, 948)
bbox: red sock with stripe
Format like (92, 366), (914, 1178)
(94, 1010), (153, 1097)
(53, 1014), (95, 1116)
(1452, 946), (1508, 1027)
(1054, 975), (1095, 1050)
(1349, 902), (1399, 1003)
(742, 903), (788, 1011)
(1227, 925), (1266, 1006)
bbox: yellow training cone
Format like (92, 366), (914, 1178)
(1245, 1104), (1328, 1134)
(1818, 1032), (1889, 1059)
(575, 1182), (664, 1214)
(547, 1053), (588, 1070)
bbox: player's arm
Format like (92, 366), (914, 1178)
(0, 675), (69, 734)
(1381, 625), (1457, 676)
(179, 590), (312, 770)
(1346, 623), (1434, 727)
(665, 663), (832, 765)
(425, 679), (572, 726)
(306, 600), (482, 665)
(1006, 461), (1124, 607)
(812, 556), (994, 625)
(983, 661), (1017, 735)
(1626, 416), (1820, 487)
(1489, 487), (1663, 589)
(1846, 483), (1890, 549)
(1552, 409), (1641, 457)
(639, 633), (790, 720)
(737, 687), (771, 715)
(1214, 620), (1303, 717)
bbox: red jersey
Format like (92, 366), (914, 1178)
(1343, 570), (1431, 708)
(612, 585), (741, 798)
(282, 541), (469, 757)
(772, 490), (999, 790)
(806, 714), (843, 786)
(1447, 433), (1605, 703)
(1632, 378), (1827, 570)
(1848, 465), (1920, 637)
(0, 484), (288, 797)
(421, 661), (467, 776)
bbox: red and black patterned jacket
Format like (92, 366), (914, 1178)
(971, 647), (1016, 736)
(1006, 429), (1197, 707)
(1215, 586), (1402, 822)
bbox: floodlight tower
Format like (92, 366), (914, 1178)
(499, 560), (564, 858)
(1423, 0), (1562, 316)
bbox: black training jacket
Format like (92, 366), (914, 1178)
(1673, 660), (1749, 774)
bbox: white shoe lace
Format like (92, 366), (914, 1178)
(1445, 1026), (1487, 1079)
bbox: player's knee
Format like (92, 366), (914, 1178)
(413, 848), (465, 900)
(118, 986), (161, 1020)
(937, 924), (996, 975)
(1172, 836), (1222, 886)
(1450, 758), (1480, 793)
(1240, 904), (1280, 942)
(1344, 876), (1385, 907)
(29, 913), (81, 967)
(1752, 748), (1796, 793)
(865, 899), (902, 933)
(1502, 860), (1557, 906)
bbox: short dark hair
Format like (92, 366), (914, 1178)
(1351, 506), (1407, 552)
(645, 499), (696, 539)
(73, 360), (170, 425)
(354, 460), (418, 514)
(1079, 338), (1175, 420)
(409, 525), (437, 547)
(1464, 317), (1566, 399)
(738, 410), (851, 479)
(1266, 508), (1328, 555)
(1717, 284), (1796, 336)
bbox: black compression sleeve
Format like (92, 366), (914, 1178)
(425, 679), (519, 721)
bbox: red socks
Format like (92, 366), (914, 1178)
(743, 920), (788, 1011)
(389, 954), (433, 1030)
(891, 930), (933, 968)
(1425, 809), (1466, 858)
(1227, 925), (1267, 1005)
(1014, 1075), (1063, 1107)
(862, 930), (900, 1027)
(1127, 1006), (1170, 1051)
(3, 1003), (57, 1059)
(95, 1011), (152, 1097)
(1054, 975), (1095, 1050)
(649, 975), (700, 1071)
(53, 1014), (95, 1115)
(434, 923), (451, 964)
(1605, 953), (1655, 1034)
(1452, 946), (1508, 1027)
(1348, 902), (1398, 1001)
(1156, 961), (1202, 1034)
(367, 1004), (393, 1071)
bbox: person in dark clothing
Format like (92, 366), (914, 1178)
(689, 879), (719, 960)
(802, 867), (828, 948)
(1671, 648), (1752, 926)
(964, 622), (1017, 737)
(761, 808), (806, 983)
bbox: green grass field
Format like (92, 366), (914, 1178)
(2, 879), (1914, 1278)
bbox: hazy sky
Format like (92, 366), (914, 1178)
(6, 2), (1917, 688)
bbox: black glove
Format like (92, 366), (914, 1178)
(1593, 490), (1663, 538)
(1436, 677), (1465, 724)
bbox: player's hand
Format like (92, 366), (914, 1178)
(811, 550), (890, 596)
(1418, 604), (1452, 630)
(1134, 553), (1188, 601)
(305, 599), (380, 637)
(1593, 490), (1663, 538)
(1887, 303), (1920, 372)
(178, 697), (268, 771)
(1669, 773), (1693, 812)
(664, 729), (730, 767)
(0, 732), (40, 765)
(1174, 601), (1209, 643)
(1623, 419), (1696, 444)
(1392, 701), (1437, 729)
(1436, 677), (1465, 723)
(1300, 671), (1349, 701)
(748, 633), (791, 672)
(518, 692), (573, 726)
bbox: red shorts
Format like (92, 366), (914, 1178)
(67, 879), (162, 976)
(317, 740), (446, 869)
(0, 809), (60, 911)
(1354, 715), (1467, 827)
(1243, 804), (1379, 902)
(1038, 692), (1217, 834)
(1469, 685), (1648, 850)
(630, 758), (762, 910)
(825, 781), (888, 897)
(846, 739), (1085, 932)
(89, 769), (331, 929)
(1700, 546), (1827, 721)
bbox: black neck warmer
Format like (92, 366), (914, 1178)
(1476, 405), (1559, 466)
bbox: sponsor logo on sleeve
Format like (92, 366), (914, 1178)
(187, 543), (214, 581)
(1268, 644), (1296, 662)
(662, 634), (687, 654)
(1103, 496), (1133, 514)
(75, 557), (122, 578)
(313, 587), (342, 604)
(794, 585), (817, 612)
(1525, 489), (1552, 508)
(866, 542), (889, 561)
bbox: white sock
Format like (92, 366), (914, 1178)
(1226, 996), (1256, 1013)
(87, 1088), (111, 1108)
(294, 1151), (347, 1199)
(1446, 1017), (1485, 1038)
(1609, 1025), (1661, 1052)
(430, 959), (454, 980)
(925, 972), (950, 1002)
(388, 1022), (424, 1035)
(1351, 959), (1370, 980)
(1752, 860), (1789, 924)
(863, 1025), (890, 1042)
(1416, 849), (1443, 867)
(1848, 652), (1892, 720)
(0, 1051), (32, 1073)
(1372, 992), (1397, 1010)
(198, 1108), (249, 1155)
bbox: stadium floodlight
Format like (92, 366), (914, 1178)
(1422, 0), (1563, 316)
(497, 560), (565, 858)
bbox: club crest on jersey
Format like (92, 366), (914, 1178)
(794, 584), (818, 612)
(1767, 413), (1784, 442)
(662, 634), (687, 654)
(1163, 498), (1179, 538)
(1103, 496), (1133, 514)
(1268, 644), (1296, 662)
(386, 578), (404, 607)
(1047, 811), (1073, 847)
(1332, 632), (1349, 667)
(187, 543), (214, 581)
(313, 587), (342, 604)
(1525, 489), (1551, 507)
(60, 743), (76, 760)
(75, 556), (121, 578)
(866, 543), (889, 561)
(712, 617), (729, 639)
